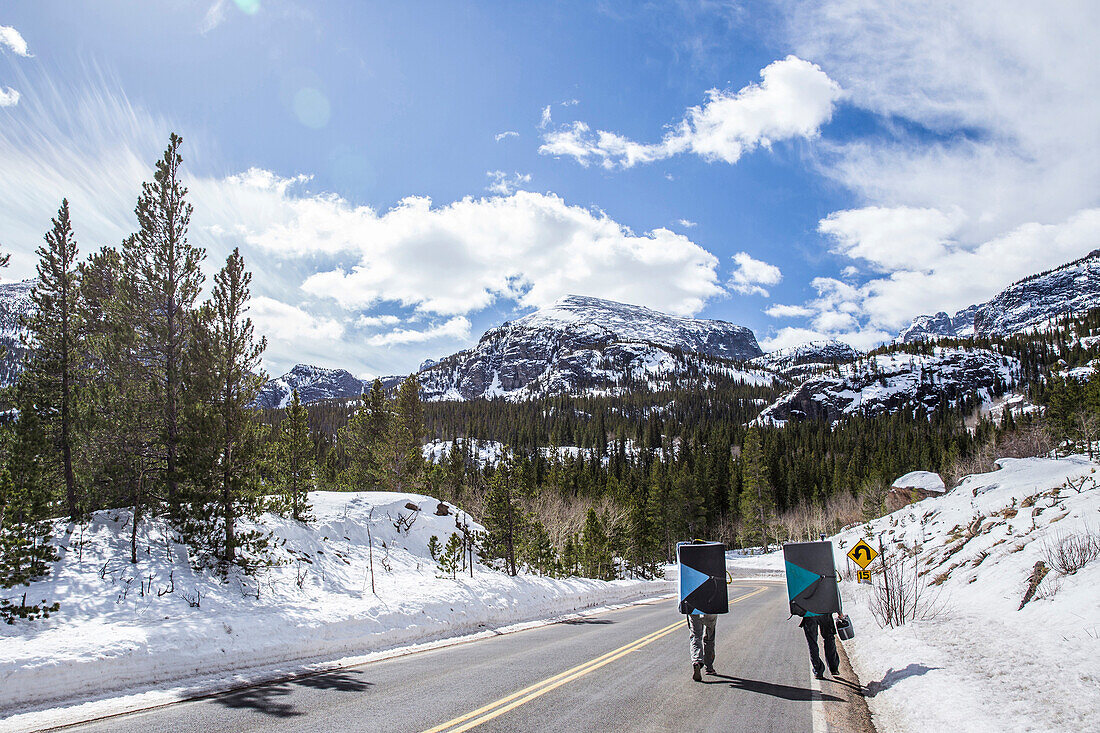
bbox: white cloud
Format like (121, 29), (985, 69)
(818, 206), (964, 272)
(539, 105), (552, 129)
(355, 313), (400, 329)
(561, 98), (579, 107)
(765, 303), (815, 318)
(677, 218), (697, 228)
(728, 251), (782, 297)
(273, 190), (724, 317)
(760, 325), (886, 353)
(249, 296), (345, 341)
(539, 56), (842, 169)
(0, 87), (19, 107)
(494, 130), (519, 142)
(366, 316), (471, 346)
(0, 26), (31, 57)
(485, 170), (531, 195)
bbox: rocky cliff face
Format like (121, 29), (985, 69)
(751, 339), (862, 380)
(898, 249), (1100, 342)
(417, 295), (765, 401)
(756, 348), (1018, 424)
(253, 364), (370, 409)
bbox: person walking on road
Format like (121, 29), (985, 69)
(686, 612), (718, 681)
(800, 610), (845, 679)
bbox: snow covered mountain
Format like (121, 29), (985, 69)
(756, 347), (1018, 424)
(417, 295), (766, 401)
(0, 279), (34, 387)
(750, 339), (861, 379)
(898, 249), (1100, 342)
(252, 364), (370, 409)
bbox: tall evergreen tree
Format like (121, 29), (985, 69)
(387, 375), (424, 493)
(341, 379), (389, 490)
(738, 428), (775, 551)
(481, 460), (525, 576)
(123, 133), (204, 515)
(0, 391), (60, 623)
(23, 199), (83, 519)
(274, 389), (315, 522)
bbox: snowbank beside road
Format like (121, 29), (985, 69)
(0, 491), (669, 716)
(725, 456), (1100, 731)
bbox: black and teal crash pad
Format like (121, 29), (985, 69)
(783, 541), (841, 617)
(677, 541), (728, 615)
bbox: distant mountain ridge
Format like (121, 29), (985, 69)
(417, 295), (766, 401)
(252, 364), (370, 409)
(898, 249), (1100, 342)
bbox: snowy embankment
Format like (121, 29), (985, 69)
(732, 456), (1100, 732)
(0, 492), (669, 716)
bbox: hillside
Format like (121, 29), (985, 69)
(899, 249), (1100, 342)
(756, 347), (1018, 424)
(0, 491), (667, 714)
(417, 295), (767, 401)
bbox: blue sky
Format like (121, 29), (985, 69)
(2, 1), (1098, 377)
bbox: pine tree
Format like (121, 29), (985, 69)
(738, 428), (774, 551)
(0, 390), (60, 623)
(580, 508), (612, 580)
(274, 389), (315, 522)
(23, 200), (83, 519)
(341, 379), (389, 490)
(123, 133), (205, 516)
(183, 248), (268, 573)
(481, 460), (525, 576)
(387, 375), (424, 493)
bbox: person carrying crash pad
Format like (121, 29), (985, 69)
(677, 540), (729, 681)
(783, 540), (850, 680)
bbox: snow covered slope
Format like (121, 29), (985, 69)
(834, 456), (1100, 733)
(417, 295), (767, 401)
(751, 339), (862, 380)
(0, 492), (668, 715)
(899, 249), (1100, 342)
(252, 364), (370, 408)
(756, 348), (1018, 424)
(0, 279), (34, 387)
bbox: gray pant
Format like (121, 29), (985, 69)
(686, 613), (718, 666)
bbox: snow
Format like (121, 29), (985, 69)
(0, 491), (668, 717)
(731, 455), (1100, 732)
(891, 471), (946, 493)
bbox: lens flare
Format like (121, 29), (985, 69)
(293, 87), (331, 129)
(233, 0), (261, 15)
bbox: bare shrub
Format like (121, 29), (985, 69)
(995, 423), (1055, 459)
(867, 551), (944, 628)
(946, 439), (998, 488)
(1043, 525), (1100, 575)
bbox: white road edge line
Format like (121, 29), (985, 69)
(810, 670), (830, 733)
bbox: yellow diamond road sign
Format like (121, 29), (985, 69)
(847, 540), (878, 569)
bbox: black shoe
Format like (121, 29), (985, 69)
(705, 666), (716, 675)
(814, 670), (826, 680)
(829, 668), (840, 676)
(693, 663), (702, 682)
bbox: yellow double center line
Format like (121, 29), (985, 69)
(422, 585), (769, 733)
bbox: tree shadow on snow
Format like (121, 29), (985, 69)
(865, 664), (942, 697)
(704, 675), (843, 702)
(209, 670), (373, 718)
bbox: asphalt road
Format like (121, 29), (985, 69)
(62, 582), (860, 733)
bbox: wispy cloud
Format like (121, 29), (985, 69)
(201, 0), (229, 34)
(676, 218), (697, 228)
(494, 130), (519, 142)
(0, 25), (31, 57)
(485, 170), (531, 195)
(539, 56), (841, 169)
(0, 87), (19, 107)
(366, 316), (471, 346)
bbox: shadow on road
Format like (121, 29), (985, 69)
(824, 675), (866, 696)
(703, 674), (843, 702)
(865, 663), (941, 697)
(209, 670), (373, 718)
(561, 618), (614, 625)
